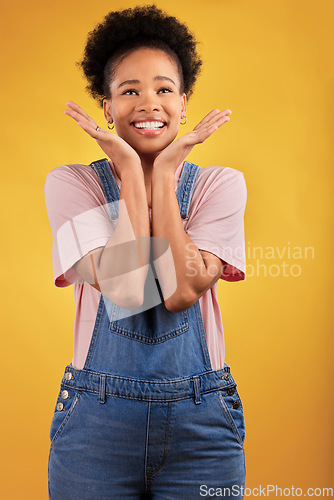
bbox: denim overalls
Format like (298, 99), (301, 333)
(48, 159), (246, 500)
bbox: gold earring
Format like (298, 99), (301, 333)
(107, 122), (115, 130)
(180, 116), (187, 125)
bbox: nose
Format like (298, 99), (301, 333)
(135, 91), (161, 113)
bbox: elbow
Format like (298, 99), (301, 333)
(99, 282), (144, 310)
(118, 295), (144, 310)
(99, 268), (147, 310)
(164, 289), (195, 313)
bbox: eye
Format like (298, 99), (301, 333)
(158, 87), (173, 94)
(122, 89), (138, 95)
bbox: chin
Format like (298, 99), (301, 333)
(134, 141), (172, 156)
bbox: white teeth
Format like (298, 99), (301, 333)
(133, 121), (165, 130)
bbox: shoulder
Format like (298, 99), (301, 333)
(197, 165), (245, 184)
(195, 165), (247, 200)
(44, 163), (106, 214)
(44, 164), (97, 187)
(44, 163), (103, 200)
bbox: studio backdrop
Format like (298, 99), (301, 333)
(0, 0), (332, 498)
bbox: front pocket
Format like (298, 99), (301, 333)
(216, 384), (246, 446)
(49, 385), (82, 447)
(109, 301), (190, 344)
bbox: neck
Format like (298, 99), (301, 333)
(138, 151), (159, 185)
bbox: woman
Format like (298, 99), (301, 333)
(45, 5), (247, 499)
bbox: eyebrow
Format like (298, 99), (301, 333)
(118, 76), (176, 89)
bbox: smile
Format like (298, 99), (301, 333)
(133, 121), (166, 129)
(131, 121), (167, 136)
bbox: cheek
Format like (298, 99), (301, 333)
(112, 101), (130, 123)
(169, 102), (182, 123)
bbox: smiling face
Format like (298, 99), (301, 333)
(103, 47), (187, 159)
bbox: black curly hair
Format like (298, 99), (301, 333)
(77, 4), (203, 107)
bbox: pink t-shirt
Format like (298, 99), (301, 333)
(44, 160), (247, 371)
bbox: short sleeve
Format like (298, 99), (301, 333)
(44, 165), (115, 287)
(186, 167), (247, 282)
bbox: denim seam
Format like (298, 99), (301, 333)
(175, 161), (190, 217)
(147, 401), (172, 478)
(64, 366), (230, 384)
(109, 311), (189, 336)
(47, 444), (52, 498)
(193, 376), (202, 404)
(144, 401), (151, 492)
(216, 390), (244, 448)
(99, 374), (106, 403)
(176, 162), (200, 218)
(61, 383), (235, 402)
(50, 391), (82, 449)
(91, 160), (120, 209)
(108, 322), (190, 344)
(194, 301), (212, 370)
(83, 294), (104, 369)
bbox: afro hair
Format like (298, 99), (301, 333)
(77, 4), (203, 107)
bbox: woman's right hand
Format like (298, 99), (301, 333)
(64, 101), (142, 179)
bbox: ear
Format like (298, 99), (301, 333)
(180, 93), (187, 118)
(103, 99), (113, 125)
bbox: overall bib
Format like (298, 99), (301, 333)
(48, 159), (246, 500)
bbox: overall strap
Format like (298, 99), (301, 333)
(90, 158), (120, 219)
(89, 158), (201, 220)
(176, 161), (201, 219)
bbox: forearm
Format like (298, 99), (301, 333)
(98, 165), (150, 309)
(151, 166), (208, 311)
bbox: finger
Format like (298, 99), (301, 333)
(77, 121), (110, 140)
(186, 114), (230, 145)
(65, 107), (95, 126)
(195, 111), (231, 133)
(208, 112), (231, 128)
(65, 101), (91, 120)
(65, 109), (99, 131)
(64, 102), (98, 128)
(202, 117), (229, 138)
(202, 110), (231, 128)
(198, 117), (229, 140)
(193, 109), (221, 129)
(193, 109), (232, 131)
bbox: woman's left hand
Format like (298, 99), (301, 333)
(153, 109), (232, 172)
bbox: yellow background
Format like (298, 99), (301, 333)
(1, 0), (333, 497)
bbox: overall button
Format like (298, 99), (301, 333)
(222, 373), (230, 381)
(232, 400), (240, 409)
(227, 387), (235, 396)
(61, 390), (70, 399)
(65, 372), (74, 381)
(56, 402), (65, 411)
